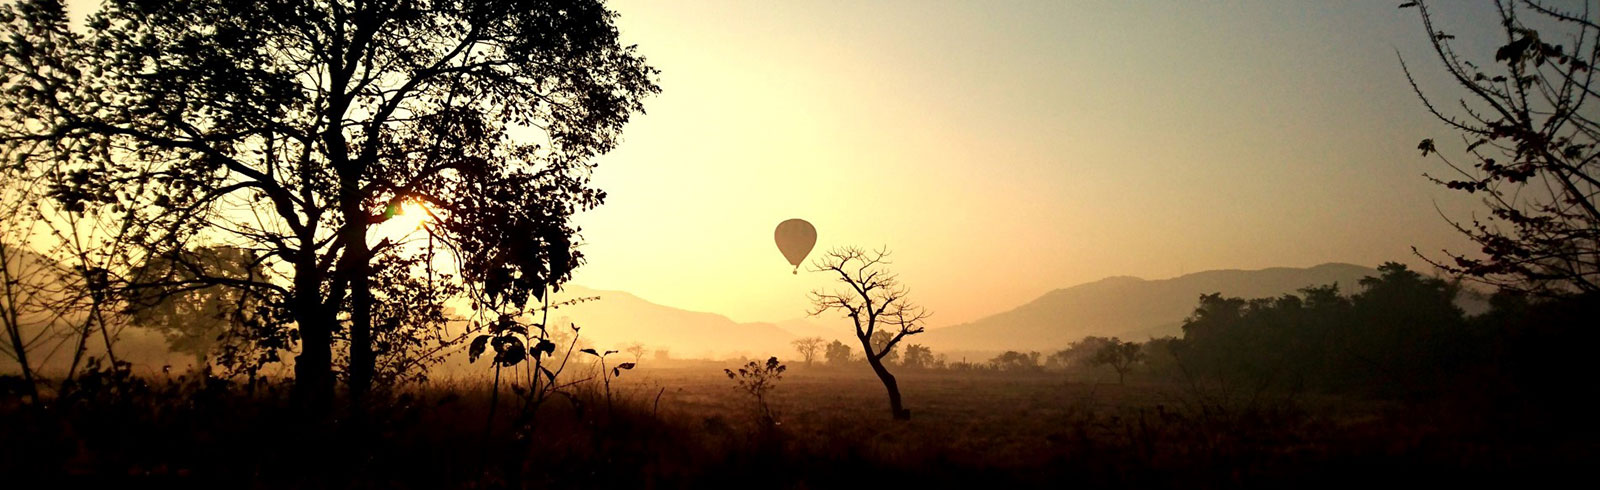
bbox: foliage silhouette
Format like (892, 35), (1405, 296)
(724, 356), (785, 426)
(1172, 263), (1475, 396)
(989, 350), (1043, 372)
(125, 246), (280, 376)
(823, 339), (853, 366)
(0, 0), (659, 405)
(1048, 336), (1115, 370)
(1400, 0), (1600, 295)
(1089, 338), (1143, 385)
(900, 343), (934, 370)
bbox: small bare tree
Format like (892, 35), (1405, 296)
(624, 342), (647, 364)
(790, 336), (826, 366)
(808, 247), (929, 420)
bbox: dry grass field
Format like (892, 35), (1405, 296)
(3, 360), (1593, 488)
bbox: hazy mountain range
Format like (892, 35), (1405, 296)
(6, 253), (1482, 365)
(563, 262), (1490, 359)
(541, 285), (799, 359)
(915, 263), (1386, 353)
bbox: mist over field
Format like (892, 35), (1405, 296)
(3, 0), (1598, 488)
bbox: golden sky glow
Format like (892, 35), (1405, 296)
(53, 0), (1511, 326)
(569, 1), (1504, 325)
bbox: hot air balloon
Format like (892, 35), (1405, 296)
(774, 219), (816, 274)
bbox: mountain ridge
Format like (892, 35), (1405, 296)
(560, 262), (1417, 358)
(914, 262), (1389, 353)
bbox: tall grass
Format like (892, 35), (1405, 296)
(1, 365), (1592, 488)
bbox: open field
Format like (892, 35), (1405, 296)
(5, 362), (1593, 488)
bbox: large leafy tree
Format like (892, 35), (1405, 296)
(1401, 1), (1599, 295)
(0, 0), (658, 403)
(126, 245), (282, 372)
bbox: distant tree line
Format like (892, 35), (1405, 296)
(790, 261), (1594, 407)
(1167, 263), (1595, 403)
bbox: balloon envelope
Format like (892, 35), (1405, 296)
(774, 219), (817, 273)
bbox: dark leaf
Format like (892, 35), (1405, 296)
(532, 339), (557, 358)
(468, 335), (489, 363)
(497, 341), (527, 366)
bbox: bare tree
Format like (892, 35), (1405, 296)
(624, 342), (647, 364)
(808, 247), (929, 420)
(790, 336), (826, 366)
(1401, 1), (1600, 295)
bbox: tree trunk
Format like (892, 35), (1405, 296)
(292, 257), (334, 410)
(864, 352), (911, 420)
(339, 188), (375, 398)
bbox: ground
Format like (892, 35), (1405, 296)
(2, 361), (1593, 488)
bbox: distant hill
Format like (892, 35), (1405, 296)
(0, 243), (174, 374)
(916, 263), (1399, 353)
(770, 317), (853, 344)
(544, 285), (797, 359)
(558, 263), (1494, 360)
(1, 254), (1492, 371)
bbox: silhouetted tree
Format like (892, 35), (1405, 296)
(1140, 336), (1182, 376)
(624, 342), (647, 364)
(1400, 1), (1600, 295)
(1048, 336), (1115, 370)
(790, 336), (825, 366)
(809, 247), (929, 420)
(1173, 264), (1471, 395)
(126, 246), (277, 371)
(824, 339), (853, 366)
(1090, 338), (1142, 385)
(0, 0), (658, 404)
(990, 350), (1042, 372)
(901, 344), (933, 370)
(869, 330), (901, 365)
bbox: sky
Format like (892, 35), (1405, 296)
(570, 0), (1511, 325)
(53, 0), (1524, 326)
